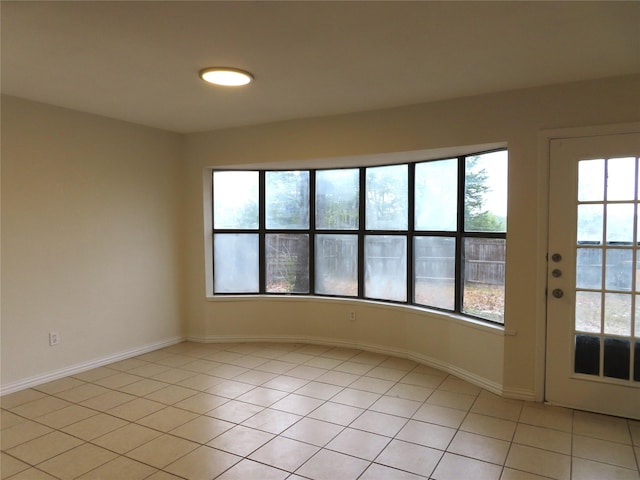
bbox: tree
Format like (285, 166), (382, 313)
(464, 156), (506, 232)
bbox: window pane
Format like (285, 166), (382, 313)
(365, 235), (406, 301)
(366, 165), (408, 230)
(604, 293), (631, 336)
(266, 234), (309, 293)
(415, 159), (457, 231)
(578, 159), (604, 202)
(316, 169), (359, 230)
(266, 171), (309, 229)
(607, 157), (636, 201)
(576, 248), (602, 289)
(464, 151), (508, 233)
(575, 291), (601, 333)
(606, 203), (634, 245)
(315, 234), (358, 296)
(463, 238), (505, 323)
(577, 204), (603, 245)
(414, 236), (455, 310)
(213, 171), (258, 229)
(605, 249), (633, 291)
(214, 234), (259, 293)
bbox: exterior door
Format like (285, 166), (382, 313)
(546, 132), (640, 419)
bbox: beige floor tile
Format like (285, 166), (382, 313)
(242, 408), (302, 434)
(295, 448), (370, 480)
(294, 381), (343, 400)
(1, 451), (30, 478)
(1, 421), (53, 450)
(207, 379), (255, 398)
(350, 410), (408, 437)
(217, 458), (289, 479)
(282, 417), (344, 446)
(144, 384), (199, 405)
(126, 433), (199, 468)
(255, 360), (297, 375)
(447, 430), (510, 465)
(33, 404), (98, 429)
(471, 391), (523, 421)
(333, 361), (375, 376)
(76, 456), (156, 480)
(6, 430), (83, 465)
(518, 404), (573, 432)
(573, 410), (632, 444)
(348, 376), (395, 394)
(432, 453), (502, 480)
(500, 468), (555, 480)
(164, 445), (241, 480)
(262, 375), (309, 392)
(3, 467), (59, 479)
(278, 352), (316, 365)
(286, 365), (328, 381)
(505, 444), (570, 480)
(71, 367), (118, 383)
(206, 399), (264, 423)
(304, 356), (343, 369)
(38, 443), (117, 480)
(426, 389), (476, 411)
(321, 347), (362, 361)
(380, 357), (419, 371)
(54, 383), (110, 403)
(33, 377), (85, 395)
(400, 372), (446, 388)
(169, 415), (234, 443)
(571, 457), (640, 480)
(93, 372), (140, 389)
(0, 410), (28, 430)
(236, 386), (288, 407)
(366, 366), (406, 382)
(513, 423), (572, 455)
(176, 373), (224, 391)
(118, 378), (168, 396)
(10, 396), (71, 419)
(385, 382), (433, 402)
(250, 436), (318, 471)
(208, 364), (249, 380)
(350, 351), (388, 365)
(573, 434), (637, 469)
(308, 401), (364, 426)
(106, 397), (166, 421)
(92, 423), (162, 454)
(136, 406), (198, 432)
(629, 420), (640, 446)
(233, 369), (277, 385)
(412, 403), (466, 429)
(105, 357), (148, 372)
(326, 427), (390, 461)
(315, 370), (359, 387)
(207, 425), (275, 456)
(359, 463), (426, 480)
(180, 359), (223, 375)
(152, 367), (199, 384)
(61, 413), (128, 440)
(376, 439), (443, 477)
(370, 395), (422, 418)
(79, 390), (136, 411)
(126, 362), (171, 378)
(270, 393), (324, 415)
(1, 390), (47, 410)
(460, 412), (517, 441)
(173, 391), (228, 413)
(396, 419), (456, 450)
(331, 388), (381, 409)
(155, 353), (195, 368)
(437, 377), (482, 395)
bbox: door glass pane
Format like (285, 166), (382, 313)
(605, 249), (633, 291)
(575, 335), (600, 375)
(414, 236), (455, 310)
(364, 235), (407, 301)
(575, 291), (601, 333)
(576, 248), (602, 289)
(577, 204), (603, 245)
(266, 171), (309, 229)
(603, 338), (630, 380)
(214, 234), (259, 293)
(213, 171), (259, 229)
(316, 169), (359, 230)
(462, 238), (505, 323)
(606, 203), (634, 244)
(315, 234), (358, 296)
(365, 164), (408, 230)
(607, 157), (636, 201)
(604, 293), (631, 336)
(415, 159), (457, 231)
(464, 150), (508, 233)
(266, 234), (309, 293)
(578, 159), (604, 202)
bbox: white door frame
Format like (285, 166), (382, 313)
(536, 122), (640, 403)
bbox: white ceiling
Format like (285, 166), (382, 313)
(2, 1), (639, 133)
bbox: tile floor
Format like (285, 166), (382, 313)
(1, 341), (639, 480)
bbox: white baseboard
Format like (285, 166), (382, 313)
(0, 336), (185, 396)
(187, 333), (531, 401)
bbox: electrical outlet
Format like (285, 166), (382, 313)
(49, 332), (60, 346)
(349, 311), (356, 322)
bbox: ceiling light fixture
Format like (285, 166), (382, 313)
(199, 67), (253, 86)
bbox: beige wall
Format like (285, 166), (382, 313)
(1, 96), (184, 389)
(184, 75), (640, 399)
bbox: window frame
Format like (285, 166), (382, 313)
(211, 148), (507, 325)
